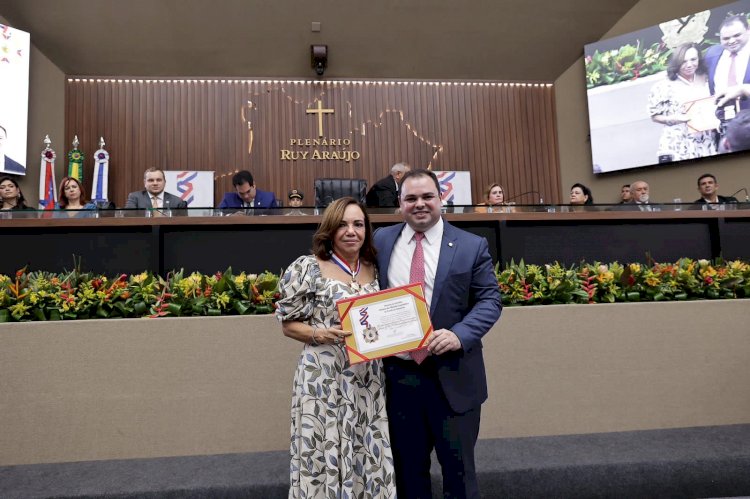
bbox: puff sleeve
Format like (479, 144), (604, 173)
(275, 255), (319, 323)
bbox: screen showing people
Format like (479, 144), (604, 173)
(585, 0), (750, 174)
(0, 24), (31, 176)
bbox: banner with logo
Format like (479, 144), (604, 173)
(38, 136), (57, 211)
(165, 170), (214, 207)
(434, 171), (472, 205)
(91, 138), (109, 203)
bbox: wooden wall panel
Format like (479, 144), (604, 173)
(64, 79), (561, 207)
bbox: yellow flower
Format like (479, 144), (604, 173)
(702, 266), (717, 277)
(729, 260), (748, 271)
(234, 273), (247, 287)
(0, 275), (9, 284)
(131, 272), (149, 284)
(629, 263), (641, 273)
(10, 302), (30, 319)
(596, 271), (614, 283)
(29, 292), (39, 304)
(646, 277), (660, 287)
(214, 292), (230, 308)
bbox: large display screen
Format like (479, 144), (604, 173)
(0, 23), (30, 176)
(585, 0), (750, 174)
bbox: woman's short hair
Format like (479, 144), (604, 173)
(58, 176), (88, 208)
(312, 197), (377, 262)
(571, 183), (594, 205)
(0, 175), (27, 208)
(666, 42), (706, 81)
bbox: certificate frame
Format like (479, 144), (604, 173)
(336, 283), (433, 365)
(682, 96), (721, 133)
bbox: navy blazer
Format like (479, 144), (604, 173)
(374, 220), (502, 413)
(218, 189), (278, 209)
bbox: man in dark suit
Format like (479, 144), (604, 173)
(615, 180), (656, 211)
(694, 173), (739, 205)
(0, 125), (26, 175)
(218, 170), (278, 209)
(374, 169), (501, 499)
(365, 162), (409, 207)
(125, 167), (188, 210)
(705, 14), (750, 109)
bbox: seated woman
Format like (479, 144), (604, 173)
(476, 183), (515, 212)
(569, 183), (595, 210)
(55, 176), (96, 218)
(0, 175), (31, 211)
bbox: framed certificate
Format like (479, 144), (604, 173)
(336, 283), (433, 365)
(682, 96), (721, 133)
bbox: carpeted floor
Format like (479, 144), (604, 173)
(2, 424), (750, 498)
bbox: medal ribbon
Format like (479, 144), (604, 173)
(331, 251), (361, 281)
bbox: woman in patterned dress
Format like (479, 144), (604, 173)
(276, 197), (396, 498)
(648, 42), (718, 162)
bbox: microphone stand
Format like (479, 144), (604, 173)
(728, 187), (749, 202)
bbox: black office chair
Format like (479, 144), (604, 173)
(314, 178), (368, 207)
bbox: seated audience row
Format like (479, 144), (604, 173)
(0, 169), (744, 214)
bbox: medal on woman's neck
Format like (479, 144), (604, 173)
(331, 251), (361, 291)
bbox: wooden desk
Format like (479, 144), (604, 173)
(1, 208), (748, 275)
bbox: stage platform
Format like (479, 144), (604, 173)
(2, 424), (749, 498)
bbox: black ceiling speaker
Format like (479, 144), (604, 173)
(311, 45), (328, 76)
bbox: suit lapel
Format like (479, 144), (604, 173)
(378, 223), (404, 289)
(431, 222), (458, 316)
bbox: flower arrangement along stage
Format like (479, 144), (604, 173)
(0, 267), (280, 322)
(2, 258), (749, 321)
(497, 258), (750, 306)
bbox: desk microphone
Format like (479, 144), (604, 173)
(729, 187), (749, 202)
(507, 191), (544, 204)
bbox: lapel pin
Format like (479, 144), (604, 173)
(448, 242), (454, 247)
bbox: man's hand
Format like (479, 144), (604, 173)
(716, 84), (750, 107)
(426, 328), (462, 355)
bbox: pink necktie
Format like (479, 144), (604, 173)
(728, 53), (738, 87)
(409, 232), (429, 364)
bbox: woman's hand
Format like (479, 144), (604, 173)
(312, 326), (352, 345)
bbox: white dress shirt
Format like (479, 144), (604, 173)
(714, 43), (750, 94)
(387, 217), (444, 309)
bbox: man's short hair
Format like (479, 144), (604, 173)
(697, 173), (717, 186)
(622, 184), (630, 189)
(721, 13), (749, 30)
(398, 168), (441, 195)
(232, 170), (254, 187)
(390, 162), (409, 174)
(143, 167), (165, 180)
(725, 109), (750, 152)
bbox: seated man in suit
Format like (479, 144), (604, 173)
(218, 170), (278, 209)
(125, 167), (188, 211)
(366, 162), (410, 208)
(694, 173), (738, 206)
(615, 180), (657, 211)
(0, 125), (26, 175)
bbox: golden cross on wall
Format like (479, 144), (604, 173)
(306, 100), (334, 137)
